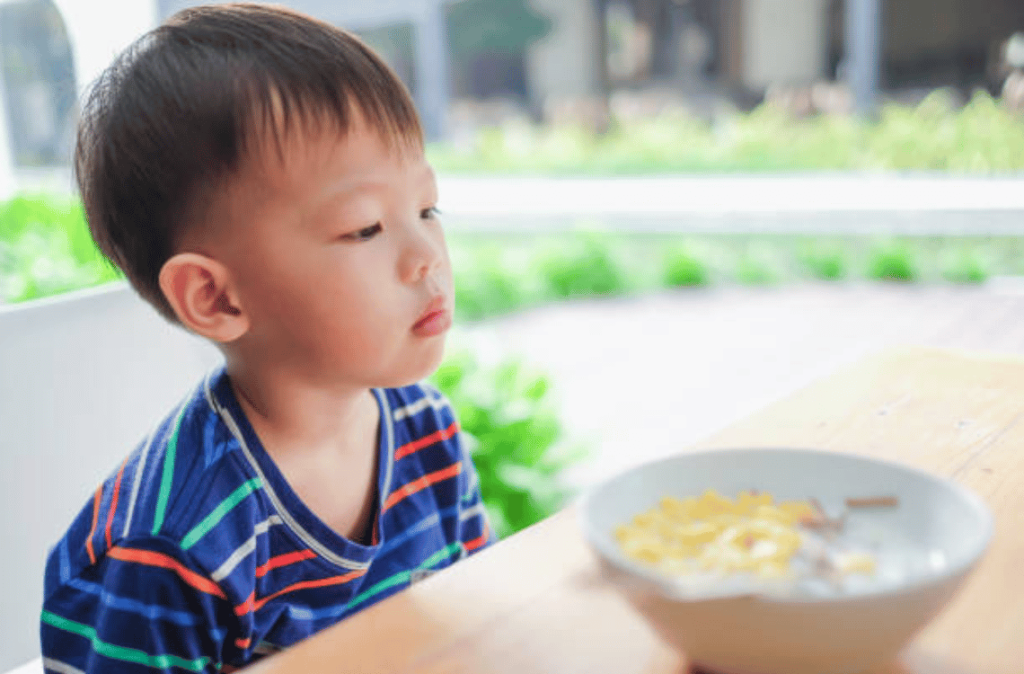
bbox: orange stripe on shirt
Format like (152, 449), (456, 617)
(236, 569), (365, 615)
(464, 534), (488, 552)
(464, 521), (490, 552)
(255, 549), (316, 578)
(234, 592), (256, 617)
(394, 421), (459, 460)
(382, 462), (463, 513)
(107, 545), (226, 599)
(86, 486), (102, 565)
(104, 458), (128, 549)
(468, 516), (491, 549)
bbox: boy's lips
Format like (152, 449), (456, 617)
(412, 296), (451, 337)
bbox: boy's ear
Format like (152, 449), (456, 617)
(159, 253), (249, 343)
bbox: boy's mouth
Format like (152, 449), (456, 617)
(412, 296), (451, 337)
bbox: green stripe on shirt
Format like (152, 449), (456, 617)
(181, 478), (262, 550)
(346, 542), (462, 611)
(151, 403), (189, 536)
(41, 610), (211, 672)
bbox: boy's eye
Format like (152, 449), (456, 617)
(420, 206), (441, 221)
(341, 223), (382, 242)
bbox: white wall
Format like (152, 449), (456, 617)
(0, 283), (220, 670)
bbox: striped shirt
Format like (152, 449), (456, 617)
(41, 368), (493, 673)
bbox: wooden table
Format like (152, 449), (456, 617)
(248, 346), (1024, 674)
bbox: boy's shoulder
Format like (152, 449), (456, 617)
(46, 375), (467, 604)
(47, 368), (274, 596)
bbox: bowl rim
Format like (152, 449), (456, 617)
(577, 446), (994, 604)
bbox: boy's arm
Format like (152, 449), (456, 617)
(41, 536), (236, 674)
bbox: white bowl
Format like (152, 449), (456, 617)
(578, 447), (992, 674)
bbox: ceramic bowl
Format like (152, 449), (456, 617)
(578, 447), (992, 674)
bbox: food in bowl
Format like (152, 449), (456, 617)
(613, 489), (894, 594)
(579, 447), (993, 674)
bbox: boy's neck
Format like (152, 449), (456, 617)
(225, 358), (378, 459)
(225, 358), (383, 544)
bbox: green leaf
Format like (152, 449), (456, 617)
(430, 349), (589, 537)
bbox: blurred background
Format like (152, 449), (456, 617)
(5, 0), (1024, 526)
(1, 0), (1023, 174)
(1, 6), (1024, 662)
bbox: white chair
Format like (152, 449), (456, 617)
(3, 658), (42, 674)
(0, 283), (220, 671)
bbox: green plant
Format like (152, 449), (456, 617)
(453, 244), (530, 321)
(797, 241), (848, 281)
(431, 349), (586, 538)
(0, 195), (119, 302)
(662, 244), (710, 287)
(733, 243), (782, 286)
(428, 91), (1024, 175)
(941, 246), (989, 284)
(867, 240), (918, 282)
(539, 232), (628, 299)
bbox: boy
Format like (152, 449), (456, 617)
(40, 4), (493, 672)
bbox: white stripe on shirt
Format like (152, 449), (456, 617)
(211, 515), (283, 582)
(391, 394), (447, 421)
(120, 429), (156, 539)
(43, 657), (86, 674)
(459, 502), (486, 522)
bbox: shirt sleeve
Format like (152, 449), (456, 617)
(41, 537), (236, 674)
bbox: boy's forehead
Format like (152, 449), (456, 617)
(215, 115), (432, 228)
(246, 108), (424, 179)
(189, 118), (431, 250)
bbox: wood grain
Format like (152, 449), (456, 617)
(247, 346), (1024, 674)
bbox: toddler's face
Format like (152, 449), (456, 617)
(213, 114), (453, 390)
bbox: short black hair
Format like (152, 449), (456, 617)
(75, 2), (423, 322)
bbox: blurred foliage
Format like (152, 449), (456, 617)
(538, 231), (630, 299)
(866, 239), (919, 282)
(429, 91), (1024, 174)
(662, 244), (711, 287)
(451, 243), (530, 320)
(0, 195), (119, 302)
(733, 243), (783, 286)
(796, 240), (848, 281)
(941, 244), (989, 284)
(442, 232), (1013, 321)
(431, 349), (585, 538)
(1, 193), (1016, 314)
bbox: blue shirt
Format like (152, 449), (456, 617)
(41, 368), (493, 672)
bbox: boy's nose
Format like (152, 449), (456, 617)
(399, 229), (444, 284)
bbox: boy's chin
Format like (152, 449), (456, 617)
(379, 344), (447, 388)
